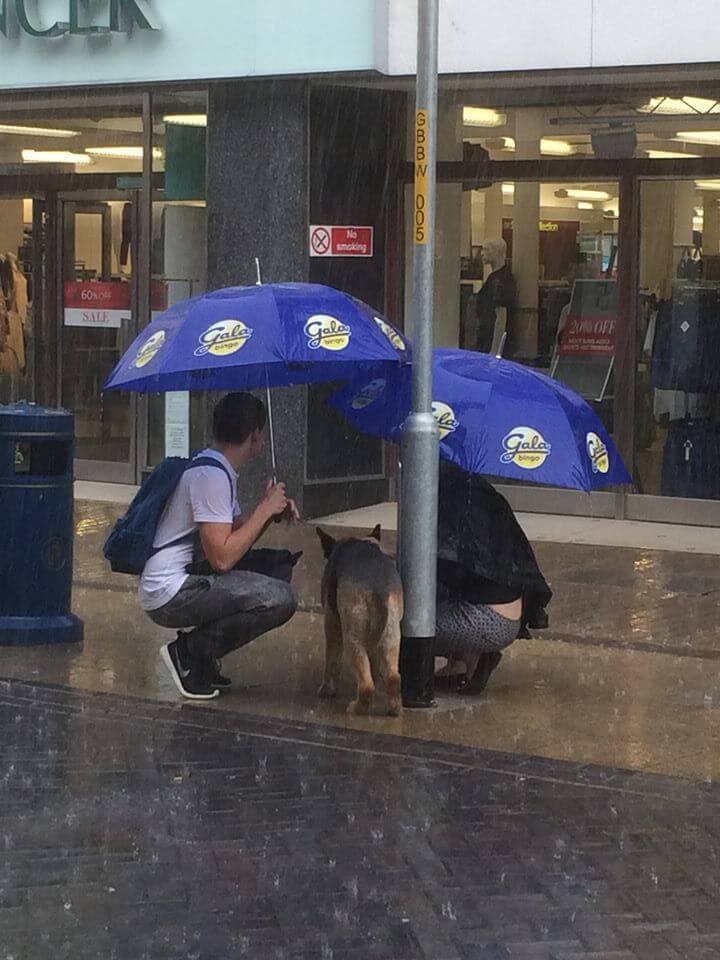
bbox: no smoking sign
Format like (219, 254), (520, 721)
(309, 225), (373, 258)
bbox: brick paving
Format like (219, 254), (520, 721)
(1, 677), (719, 959)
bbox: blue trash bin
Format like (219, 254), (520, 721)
(0, 402), (84, 646)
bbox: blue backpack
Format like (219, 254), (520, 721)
(103, 456), (232, 575)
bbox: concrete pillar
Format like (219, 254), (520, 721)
(673, 180), (696, 248)
(207, 79), (309, 512)
(483, 183), (504, 245)
(702, 193), (720, 254)
(640, 181), (675, 300)
(510, 110), (542, 359)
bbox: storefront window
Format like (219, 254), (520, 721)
(636, 178), (720, 503)
(144, 91), (208, 470)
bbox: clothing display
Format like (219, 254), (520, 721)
(644, 283), (720, 501)
(474, 263), (516, 353)
(661, 418), (720, 500)
(0, 253), (27, 379)
(651, 286), (720, 393)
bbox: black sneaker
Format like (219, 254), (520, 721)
(161, 642), (219, 700)
(211, 660), (232, 690)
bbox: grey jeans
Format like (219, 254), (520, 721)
(148, 571), (297, 661)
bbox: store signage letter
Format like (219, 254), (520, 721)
(0, 0), (156, 38)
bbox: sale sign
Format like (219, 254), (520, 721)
(64, 281), (130, 329)
(64, 281), (168, 328)
(309, 225), (374, 258)
(559, 280), (618, 358)
(560, 314), (616, 357)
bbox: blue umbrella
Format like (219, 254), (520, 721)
(329, 348), (632, 492)
(103, 283), (408, 394)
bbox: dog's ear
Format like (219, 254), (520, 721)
(370, 523), (382, 542)
(316, 527), (336, 559)
(290, 550), (303, 566)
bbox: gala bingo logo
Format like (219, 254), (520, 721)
(501, 426), (551, 470)
(587, 431), (610, 474)
(304, 314), (351, 351)
(195, 319), (253, 358)
(432, 401), (459, 440)
(134, 330), (166, 368)
(374, 316), (406, 352)
(351, 378), (387, 410)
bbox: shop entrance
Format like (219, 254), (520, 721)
(59, 192), (139, 483)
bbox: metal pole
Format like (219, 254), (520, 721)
(399, 0), (440, 708)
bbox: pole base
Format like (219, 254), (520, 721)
(0, 614), (84, 647)
(400, 634), (436, 708)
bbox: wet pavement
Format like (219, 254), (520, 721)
(2, 676), (720, 960)
(2, 502), (720, 956)
(1, 502), (720, 780)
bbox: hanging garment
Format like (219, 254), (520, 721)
(5, 253), (28, 327)
(0, 308), (25, 375)
(120, 202), (133, 268)
(661, 419), (720, 500)
(652, 289), (720, 393)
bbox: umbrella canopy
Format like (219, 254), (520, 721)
(103, 283), (408, 394)
(329, 347), (632, 492)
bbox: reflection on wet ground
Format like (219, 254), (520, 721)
(1, 678), (719, 960)
(1, 501), (718, 781)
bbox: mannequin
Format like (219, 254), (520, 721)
(474, 238), (516, 354)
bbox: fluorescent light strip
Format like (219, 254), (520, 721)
(493, 137), (574, 156)
(85, 146), (164, 159)
(22, 149), (92, 165)
(463, 107), (506, 128)
(567, 188), (611, 201)
(696, 180), (720, 191)
(163, 114), (207, 127)
(646, 149), (701, 159)
(577, 201), (594, 210)
(639, 96), (720, 116)
(675, 131), (720, 145)
(0, 123), (79, 138)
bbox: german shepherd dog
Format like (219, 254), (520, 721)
(316, 525), (403, 717)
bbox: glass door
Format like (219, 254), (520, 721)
(59, 196), (138, 483)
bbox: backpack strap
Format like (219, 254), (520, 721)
(151, 456), (235, 556)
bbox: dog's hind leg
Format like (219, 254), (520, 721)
(379, 595), (403, 717)
(348, 641), (375, 715)
(318, 610), (343, 699)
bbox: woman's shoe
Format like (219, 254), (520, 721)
(458, 651), (502, 695)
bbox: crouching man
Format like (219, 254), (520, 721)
(140, 392), (299, 700)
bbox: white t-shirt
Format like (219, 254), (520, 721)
(139, 449), (241, 612)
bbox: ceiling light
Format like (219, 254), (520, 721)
(501, 182), (515, 197)
(85, 146), (164, 159)
(0, 123), (80, 138)
(675, 131), (720, 145)
(638, 96), (720, 116)
(577, 201), (594, 210)
(163, 114), (207, 127)
(463, 107), (506, 128)
(566, 188), (612, 201)
(541, 138), (574, 156)
(646, 149), (701, 159)
(695, 180), (720, 190)
(22, 149), (92, 165)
